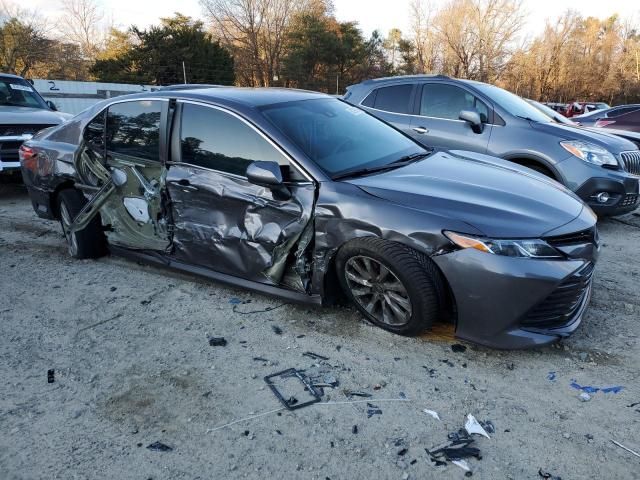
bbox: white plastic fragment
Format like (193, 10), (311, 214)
(464, 413), (490, 439)
(451, 459), (471, 472)
(423, 409), (441, 420)
(579, 392), (591, 402)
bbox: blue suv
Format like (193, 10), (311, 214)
(345, 75), (640, 216)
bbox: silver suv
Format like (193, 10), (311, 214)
(345, 75), (640, 216)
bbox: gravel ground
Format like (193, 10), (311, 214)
(1, 182), (639, 480)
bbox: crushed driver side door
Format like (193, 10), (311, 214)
(70, 99), (172, 251)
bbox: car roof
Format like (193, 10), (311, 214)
(132, 87), (330, 107)
(0, 73), (27, 80)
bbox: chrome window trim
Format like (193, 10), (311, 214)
(177, 99), (315, 183)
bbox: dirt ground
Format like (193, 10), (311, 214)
(1, 182), (639, 480)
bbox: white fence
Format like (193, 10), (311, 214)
(31, 79), (156, 115)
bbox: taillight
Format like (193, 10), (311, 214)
(19, 145), (38, 172)
(595, 120), (616, 128)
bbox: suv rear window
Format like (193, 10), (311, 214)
(362, 84), (413, 114)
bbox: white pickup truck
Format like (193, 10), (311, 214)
(0, 73), (71, 176)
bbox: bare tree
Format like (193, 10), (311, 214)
(0, 1), (52, 76)
(201, 0), (306, 86)
(57, 0), (105, 58)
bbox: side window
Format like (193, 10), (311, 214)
(179, 103), (291, 177)
(84, 110), (106, 149)
(106, 100), (162, 161)
(421, 84), (489, 122)
(367, 84), (413, 114)
(608, 107), (640, 118)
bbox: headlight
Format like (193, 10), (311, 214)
(560, 140), (618, 167)
(443, 231), (563, 258)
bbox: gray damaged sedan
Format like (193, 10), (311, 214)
(20, 88), (599, 348)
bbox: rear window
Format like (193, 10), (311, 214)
(362, 84), (413, 114)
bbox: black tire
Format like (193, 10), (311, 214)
(335, 237), (445, 336)
(57, 189), (107, 259)
(518, 161), (555, 180)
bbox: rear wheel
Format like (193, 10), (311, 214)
(57, 189), (107, 259)
(336, 237), (445, 336)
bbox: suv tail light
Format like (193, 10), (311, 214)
(19, 145), (38, 172)
(595, 120), (616, 128)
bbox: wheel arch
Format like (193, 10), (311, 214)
(502, 153), (563, 182)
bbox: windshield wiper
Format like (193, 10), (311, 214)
(332, 151), (431, 181)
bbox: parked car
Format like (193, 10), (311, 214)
(528, 98), (640, 149)
(543, 102), (568, 116)
(344, 75), (640, 215)
(527, 99), (576, 125)
(564, 101), (610, 118)
(574, 104), (640, 132)
(0, 73), (71, 176)
(20, 88), (599, 348)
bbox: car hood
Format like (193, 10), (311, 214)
(0, 106), (72, 124)
(529, 120), (637, 152)
(347, 150), (587, 238)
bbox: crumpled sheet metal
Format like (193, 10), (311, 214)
(167, 165), (315, 287)
(310, 182), (460, 296)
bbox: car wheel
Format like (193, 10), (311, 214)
(336, 237), (445, 336)
(57, 189), (107, 259)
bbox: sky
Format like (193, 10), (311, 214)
(16, 0), (640, 38)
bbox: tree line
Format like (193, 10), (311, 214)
(1, 0), (639, 104)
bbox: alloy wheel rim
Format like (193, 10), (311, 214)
(345, 255), (412, 326)
(60, 203), (78, 256)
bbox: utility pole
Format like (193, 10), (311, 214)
(182, 61), (187, 84)
(336, 74), (339, 95)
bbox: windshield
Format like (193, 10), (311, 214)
(526, 99), (574, 125)
(260, 98), (425, 177)
(473, 83), (552, 123)
(0, 78), (48, 109)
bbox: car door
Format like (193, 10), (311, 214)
(165, 101), (316, 288)
(70, 99), (172, 251)
(409, 82), (493, 153)
(359, 83), (417, 136)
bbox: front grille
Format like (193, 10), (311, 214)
(621, 151), (640, 175)
(621, 193), (639, 207)
(0, 124), (54, 137)
(522, 262), (594, 329)
(0, 140), (23, 161)
(545, 227), (597, 247)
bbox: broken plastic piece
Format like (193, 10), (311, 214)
(423, 409), (441, 420)
(209, 337), (227, 347)
(343, 390), (372, 398)
(229, 298), (242, 304)
(538, 468), (562, 479)
(570, 380), (623, 394)
(264, 368), (322, 410)
(547, 371), (556, 381)
(47, 369), (55, 384)
(366, 402), (382, 418)
(302, 351), (329, 361)
(464, 414), (490, 439)
(451, 459), (472, 474)
(147, 441), (172, 452)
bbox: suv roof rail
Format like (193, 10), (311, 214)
(360, 74), (450, 85)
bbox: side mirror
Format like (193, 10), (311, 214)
(247, 161), (291, 200)
(46, 100), (57, 111)
(459, 110), (483, 134)
(246, 161), (283, 187)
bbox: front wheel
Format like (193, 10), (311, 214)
(57, 189), (107, 259)
(335, 237), (445, 336)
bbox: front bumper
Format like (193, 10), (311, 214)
(559, 154), (639, 215)
(433, 249), (595, 349)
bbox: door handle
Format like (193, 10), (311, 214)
(412, 126), (429, 134)
(177, 179), (191, 186)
